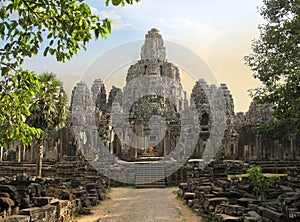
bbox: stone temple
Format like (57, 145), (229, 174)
(71, 28), (226, 164)
(1, 28), (300, 222)
(2, 28), (299, 172)
(69, 28), (299, 165)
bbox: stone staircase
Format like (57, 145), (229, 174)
(0, 161), (56, 178)
(135, 163), (166, 188)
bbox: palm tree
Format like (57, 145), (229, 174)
(27, 73), (69, 178)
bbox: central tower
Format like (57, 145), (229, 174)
(116, 28), (188, 160)
(126, 28), (181, 83)
(141, 28), (166, 60)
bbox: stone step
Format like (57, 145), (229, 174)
(135, 163), (166, 188)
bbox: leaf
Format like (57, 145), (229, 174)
(47, 33), (52, 39)
(43, 47), (49, 57)
(49, 48), (55, 55)
(112, 0), (122, 6)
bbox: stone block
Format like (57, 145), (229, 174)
(243, 216), (262, 222)
(262, 207), (289, 222)
(237, 198), (258, 207)
(183, 192), (196, 200)
(32, 197), (54, 207)
(42, 204), (56, 221)
(178, 183), (188, 191)
(20, 207), (45, 221)
(204, 197), (229, 212)
(0, 215), (30, 222)
(215, 213), (241, 221)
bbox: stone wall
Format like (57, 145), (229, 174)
(233, 102), (300, 161)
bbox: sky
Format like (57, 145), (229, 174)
(23, 0), (265, 112)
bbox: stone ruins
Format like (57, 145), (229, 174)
(0, 28), (299, 221)
(69, 28), (299, 164)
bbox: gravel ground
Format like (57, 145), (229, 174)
(76, 187), (201, 222)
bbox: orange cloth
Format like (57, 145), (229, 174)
(148, 147), (155, 153)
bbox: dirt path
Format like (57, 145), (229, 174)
(76, 187), (201, 222)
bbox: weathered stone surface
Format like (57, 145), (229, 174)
(183, 192), (196, 200)
(20, 207), (45, 221)
(215, 213), (241, 221)
(0, 215), (30, 222)
(262, 207), (289, 221)
(32, 197), (54, 207)
(204, 197), (229, 212)
(178, 159), (300, 220)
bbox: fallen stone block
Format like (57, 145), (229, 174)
(0, 198), (15, 207)
(237, 198), (259, 207)
(179, 183), (189, 191)
(279, 185), (294, 192)
(262, 207), (289, 222)
(224, 205), (244, 216)
(42, 204), (56, 221)
(243, 216), (262, 222)
(204, 197), (229, 212)
(246, 211), (262, 221)
(0, 215), (30, 222)
(215, 213), (241, 221)
(32, 197), (54, 207)
(198, 186), (212, 193)
(20, 207), (45, 221)
(287, 208), (300, 219)
(183, 192), (197, 200)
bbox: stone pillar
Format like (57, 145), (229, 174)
(290, 134), (296, 160)
(54, 141), (58, 161)
(274, 140), (279, 160)
(233, 142), (238, 159)
(59, 137), (63, 161)
(134, 140), (138, 160)
(244, 145), (248, 160)
(256, 135), (262, 161)
(30, 142), (34, 162)
(163, 131), (168, 157)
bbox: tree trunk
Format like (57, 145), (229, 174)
(23, 145), (26, 162)
(0, 146), (2, 162)
(290, 134), (296, 160)
(36, 136), (44, 178)
(17, 144), (21, 163)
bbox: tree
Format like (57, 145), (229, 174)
(0, 0), (140, 72)
(245, 0), (300, 139)
(0, 71), (42, 148)
(26, 73), (69, 177)
(0, 0), (140, 148)
(246, 166), (275, 202)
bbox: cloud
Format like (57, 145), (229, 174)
(128, 16), (226, 55)
(90, 7), (133, 30)
(158, 17), (225, 41)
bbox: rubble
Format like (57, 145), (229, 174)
(0, 175), (109, 221)
(178, 160), (300, 221)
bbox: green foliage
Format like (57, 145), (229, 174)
(0, 0), (139, 149)
(246, 166), (275, 201)
(105, 0), (140, 7)
(245, 0), (300, 138)
(0, 0), (114, 72)
(0, 70), (42, 148)
(27, 72), (69, 132)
